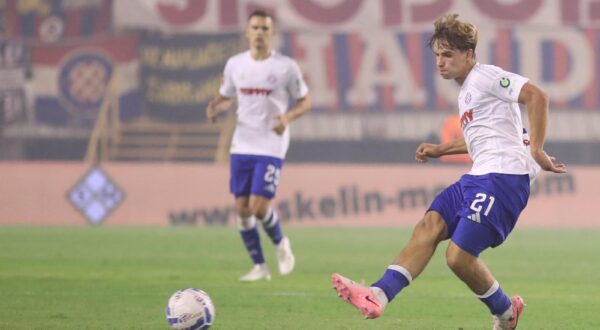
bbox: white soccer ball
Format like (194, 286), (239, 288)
(165, 288), (216, 330)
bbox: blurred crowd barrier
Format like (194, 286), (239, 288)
(1, 0), (599, 164)
(0, 162), (596, 228)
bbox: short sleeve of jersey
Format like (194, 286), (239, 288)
(489, 70), (529, 103)
(286, 60), (309, 100)
(219, 58), (236, 98)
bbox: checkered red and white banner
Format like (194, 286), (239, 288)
(30, 35), (141, 126)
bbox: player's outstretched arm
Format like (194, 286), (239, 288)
(518, 82), (567, 173)
(206, 94), (234, 123)
(415, 137), (467, 163)
(273, 95), (312, 135)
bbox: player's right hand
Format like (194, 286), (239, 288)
(206, 101), (218, 123)
(415, 143), (440, 163)
(273, 114), (288, 135)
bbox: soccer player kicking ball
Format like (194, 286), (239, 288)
(207, 10), (311, 281)
(332, 13), (566, 329)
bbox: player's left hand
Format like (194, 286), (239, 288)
(532, 149), (567, 173)
(273, 115), (288, 135)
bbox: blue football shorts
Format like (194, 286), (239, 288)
(230, 154), (283, 199)
(428, 173), (530, 257)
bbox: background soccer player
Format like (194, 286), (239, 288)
(332, 13), (566, 329)
(206, 10), (311, 281)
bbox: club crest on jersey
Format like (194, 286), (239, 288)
(460, 109), (474, 128)
(464, 92), (471, 105)
(522, 128), (531, 146)
(499, 77), (511, 88)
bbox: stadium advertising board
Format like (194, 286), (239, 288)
(0, 163), (597, 228)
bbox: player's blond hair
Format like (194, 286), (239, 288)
(428, 14), (478, 56)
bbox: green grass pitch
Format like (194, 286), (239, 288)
(1, 226), (599, 329)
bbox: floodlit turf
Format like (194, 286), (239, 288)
(1, 226), (599, 329)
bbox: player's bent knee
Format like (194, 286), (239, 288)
(445, 252), (463, 272)
(253, 209), (268, 220)
(248, 196), (271, 220)
(445, 243), (475, 273)
(234, 204), (251, 219)
(236, 216), (256, 230)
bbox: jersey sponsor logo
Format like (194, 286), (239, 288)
(460, 109), (474, 128)
(240, 87), (272, 96)
(499, 77), (511, 88)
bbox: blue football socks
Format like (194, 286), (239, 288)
(259, 209), (283, 245)
(477, 281), (512, 315)
(371, 265), (413, 302)
(240, 226), (265, 264)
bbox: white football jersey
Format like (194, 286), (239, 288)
(458, 63), (539, 179)
(219, 50), (309, 159)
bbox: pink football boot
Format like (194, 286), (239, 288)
(331, 273), (384, 319)
(493, 295), (525, 329)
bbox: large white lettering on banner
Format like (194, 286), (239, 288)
(114, 0), (600, 32)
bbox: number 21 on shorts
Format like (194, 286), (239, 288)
(470, 193), (495, 216)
